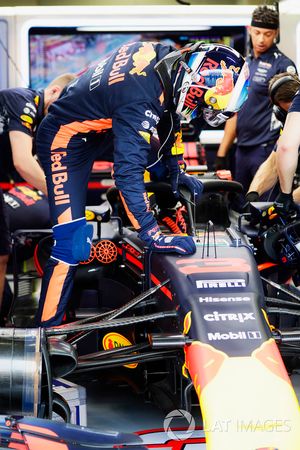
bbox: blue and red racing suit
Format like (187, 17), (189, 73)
(36, 41), (187, 326)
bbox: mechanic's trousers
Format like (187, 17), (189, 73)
(233, 142), (276, 211)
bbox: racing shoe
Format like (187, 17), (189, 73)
(138, 221), (196, 255)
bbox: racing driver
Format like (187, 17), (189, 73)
(35, 41), (249, 327)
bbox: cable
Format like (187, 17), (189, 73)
(0, 36), (28, 86)
(146, 112), (174, 169)
(274, 1), (280, 44)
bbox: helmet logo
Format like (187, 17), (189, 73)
(184, 86), (205, 111)
(215, 60), (240, 95)
(183, 58), (241, 113)
(204, 60), (240, 111)
(202, 57), (219, 71)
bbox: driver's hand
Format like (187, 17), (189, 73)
(274, 192), (298, 220)
(165, 156), (203, 203)
(177, 172), (203, 203)
(138, 221), (196, 255)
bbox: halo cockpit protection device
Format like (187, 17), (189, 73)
(155, 43), (249, 127)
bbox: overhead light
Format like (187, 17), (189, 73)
(76, 26), (212, 32)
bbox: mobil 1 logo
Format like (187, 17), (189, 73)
(198, 298), (265, 351)
(208, 330), (262, 341)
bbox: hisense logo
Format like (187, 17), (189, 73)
(199, 296), (250, 303)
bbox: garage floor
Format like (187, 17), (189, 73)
(83, 375), (166, 431)
(67, 369), (205, 444)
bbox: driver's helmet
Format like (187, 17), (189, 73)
(173, 43), (249, 126)
(264, 221), (300, 268)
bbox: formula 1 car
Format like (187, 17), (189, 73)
(5, 175), (300, 449)
(0, 415), (146, 450)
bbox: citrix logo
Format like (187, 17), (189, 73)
(204, 311), (255, 323)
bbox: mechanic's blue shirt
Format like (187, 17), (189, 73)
(0, 87), (44, 136)
(0, 87), (44, 181)
(237, 45), (296, 147)
(42, 41), (181, 231)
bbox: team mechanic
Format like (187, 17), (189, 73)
(216, 5), (297, 208)
(3, 186), (50, 231)
(276, 88), (300, 215)
(0, 73), (74, 320)
(245, 72), (300, 207)
(35, 41), (249, 327)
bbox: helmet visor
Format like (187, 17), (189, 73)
(226, 62), (250, 112)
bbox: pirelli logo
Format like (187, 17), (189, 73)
(196, 279), (246, 289)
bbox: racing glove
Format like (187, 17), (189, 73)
(274, 192), (298, 220)
(243, 191), (260, 215)
(214, 155), (227, 171)
(165, 155), (203, 203)
(138, 220), (196, 255)
(245, 191), (260, 203)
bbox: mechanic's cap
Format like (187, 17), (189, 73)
(172, 43), (249, 126)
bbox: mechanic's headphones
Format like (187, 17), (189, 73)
(273, 104), (287, 124)
(269, 74), (297, 104)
